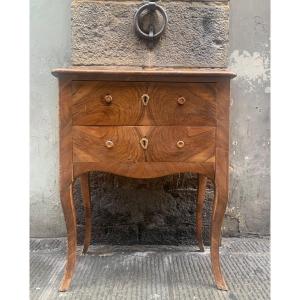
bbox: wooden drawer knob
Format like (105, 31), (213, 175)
(176, 140), (185, 148)
(177, 97), (186, 105)
(104, 94), (113, 104)
(141, 94), (150, 106)
(105, 140), (114, 148)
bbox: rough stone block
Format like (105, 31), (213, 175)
(73, 173), (228, 245)
(71, 0), (229, 67)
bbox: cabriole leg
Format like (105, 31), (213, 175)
(59, 183), (77, 292)
(210, 184), (228, 291)
(196, 174), (207, 252)
(80, 173), (92, 254)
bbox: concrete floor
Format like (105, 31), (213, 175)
(30, 237), (270, 300)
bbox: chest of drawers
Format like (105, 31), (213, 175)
(52, 67), (236, 292)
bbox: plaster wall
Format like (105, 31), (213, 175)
(30, 0), (71, 236)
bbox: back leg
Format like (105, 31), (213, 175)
(80, 173), (92, 254)
(196, 174), (207, 252)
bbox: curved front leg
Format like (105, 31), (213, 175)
(80, 173), (92, 254)
(196, 174), (207, 252)
(210, 183), (228, 291)
(59, 183), (77, 292)
(210, 78), (231, 290)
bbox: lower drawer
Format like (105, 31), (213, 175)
(72, 126), (216, 163)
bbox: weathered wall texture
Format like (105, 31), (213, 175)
(72, 0), (229, 67)
(229, 0), (270, 235)
(30, 0), (270, 240)
(30, 0), (71, 236)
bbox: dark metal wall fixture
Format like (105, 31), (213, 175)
(134, 0), (168, 48)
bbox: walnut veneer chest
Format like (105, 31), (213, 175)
(52, 67), (236, 292)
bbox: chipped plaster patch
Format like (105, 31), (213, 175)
(230, 50), (270, 92)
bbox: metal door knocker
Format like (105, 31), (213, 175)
(134, 0), (168, 48)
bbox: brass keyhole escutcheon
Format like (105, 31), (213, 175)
(105, 140), (114, 148)
(141, 94), (150, 106)
(104, 94), (113, 104)
(140, 137), (149, 150)
(177, 97), (186, 105)
(177, 140), (185, 148)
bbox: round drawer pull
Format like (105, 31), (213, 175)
(177, 97), (186, 105)
(104, 94), (113, 104)
(177, 140), (185, 148)
(105, 140), (114, 148)
(141, 94), (150, 106)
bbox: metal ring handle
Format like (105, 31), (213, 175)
(134, 2), (168, 41)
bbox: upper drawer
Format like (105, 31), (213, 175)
(71, 81), (216, 126)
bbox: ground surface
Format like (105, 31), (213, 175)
(30, 237), (269, 300)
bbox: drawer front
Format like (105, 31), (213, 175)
(147, 82), (216, 126)
(73, 126), (215, 163)
(72, 81), (216, 126)
(72, 81), (145, 126)
(145, 126), (215, 162)
(72, 126), (145, 163)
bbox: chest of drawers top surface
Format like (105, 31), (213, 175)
(52, 66), (236, 79)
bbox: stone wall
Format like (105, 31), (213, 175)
(75, 174), (219, 245)
(71, 0), (229, 67)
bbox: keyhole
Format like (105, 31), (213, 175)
(140, 137), (149, 149)
(141, 94), (150, 106)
